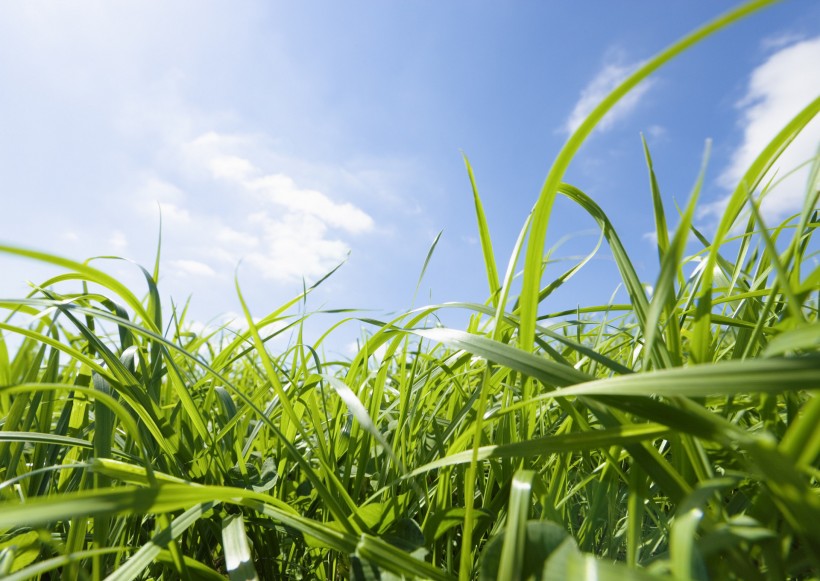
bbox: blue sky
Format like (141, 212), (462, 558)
(0, 1), (818, 353)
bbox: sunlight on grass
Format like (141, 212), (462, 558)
(1, 1), (819, 579)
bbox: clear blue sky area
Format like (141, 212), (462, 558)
(0, 1), (818, 353)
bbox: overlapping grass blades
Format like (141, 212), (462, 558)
(1, 0), (819, 578)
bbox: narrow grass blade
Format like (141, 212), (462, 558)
(548, 356), (820, 399)
(222, 513), (259, 581)
(642, 140), (709, 369)
(106, 502), (220, 581)
(691, 95), (820, 362)
(409, 424), (670, 475)
(414, 230), (444, 306)
(464, 154), (501, 307)
(518, 0), (779, 357)
(642, 135), (671, 261)
(498, 470), (535, 581)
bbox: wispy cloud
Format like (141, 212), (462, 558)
(168, 259), (217, 278)
(564, 57), (655, 135)
(760, 31), (806, 51)
(136, 131), (376, 283)
(108, 230), (128, 252)
(702, 36), (820, 222)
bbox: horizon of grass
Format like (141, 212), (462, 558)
(1, 1), (820, 579)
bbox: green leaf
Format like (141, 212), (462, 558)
(479, 520), (573, 581)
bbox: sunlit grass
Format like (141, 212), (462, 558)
(1, 0), (819, 579)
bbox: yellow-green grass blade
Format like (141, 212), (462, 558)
(764, 322), (820, 356)
(412, 328), (592, 388)
(641, 140), (709, 370)
(221, 513), (259, 581)
(422, 301), (633, 375)
(355, 534), (454, 581)
(497, 470), (535, 581)
(413, 230), (444, 306)
(547, 356), (820, 399)
(0, 384), (146, 463)
(0, 246), (156, 332)
(642, 135), (671, 262)
(408, 423), (670, 475)
(517, 0), (780, 357)
(779, 390), (820, 468)
(464, 154), (501, 307)
(3, 548), (125, 581)
(786, 144), (820, 285)
(0, 484), (358, 552)
(321, 374), (406, 474)
(0, 431), (93, 450)
(494, 211), (532, 337)
(690, 95), (820, 363)
(106, 501), (220, 581)
(557, 183), (672, 369)
(151, 553), (224, 581)
(744, 186), (806, 323)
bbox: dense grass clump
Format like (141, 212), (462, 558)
(1, 1), (819, 579)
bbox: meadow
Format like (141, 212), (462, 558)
(1, 1), (819, 579)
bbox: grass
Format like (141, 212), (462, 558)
(1, 0), (819, 579)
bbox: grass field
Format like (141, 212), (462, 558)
(1, 1), (819, 579)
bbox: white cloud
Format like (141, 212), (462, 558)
(705, 37), (820, 222)
(130, 131), (375, 284)
(564, 58), (655, 134)
(108, 230), (128, 252)
(168, 259), (217, 278)
(183, 132), (375, 234)
(244, 211), (350, 281)
(137, 177), (187, 205)
(158, 202), (192, 226)
(642, 231), (659, 245)
(215, 225), (258, 249)
(248, 174), (374, 233)
(646, 124), (667, 141)
(208, 155), (259, 182)
(761, 32), (806, 51)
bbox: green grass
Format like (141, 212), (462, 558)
(2, 1), (820, 579)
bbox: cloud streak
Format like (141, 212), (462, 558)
(564, 58), (655, 135)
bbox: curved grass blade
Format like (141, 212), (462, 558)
(464, 154), (501, 307)
(642, 140), (710, 369)
(517, 0), (780, 358)
(0, 246), (156, 331)
(414, 230), (444, 306)
(408, 423), (669, 475)
(690, 95), (820, 362)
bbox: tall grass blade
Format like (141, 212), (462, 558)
(518, 0), (779, 356)
(464, 154), (501, 307)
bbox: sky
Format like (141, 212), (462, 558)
(0, 1), (818, 355)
